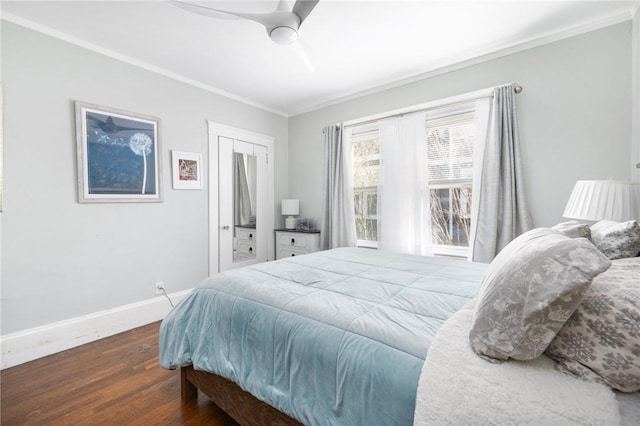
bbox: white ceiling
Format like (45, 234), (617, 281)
(2, 1), (639, 116)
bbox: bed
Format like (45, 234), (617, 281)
(160, 247), (486, 425)
(160, 224), (640, 425)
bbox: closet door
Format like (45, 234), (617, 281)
(219, 138), (266, 271)
(209, 122), (274, 274)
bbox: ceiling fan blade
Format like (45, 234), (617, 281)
(292, 0), (319, 25)
(291, 38), (315, 72)
(275, 0), (290, 12)
(171, 1), (240, 20)
(171, 0), (275, 28)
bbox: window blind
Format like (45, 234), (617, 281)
(426, 111), (475, 184)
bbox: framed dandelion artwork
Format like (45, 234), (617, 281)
(172, 150), (203, 189)
(75, 102), (162, 203)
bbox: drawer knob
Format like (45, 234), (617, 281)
(290, 238), (295, 245)
(249, 247), (253, 253)
(291, 253), (295, 256)
(248, 233), (253, 240)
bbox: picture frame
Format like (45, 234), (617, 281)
(75, 102), (162, 203)
(172, 150), (203, 190)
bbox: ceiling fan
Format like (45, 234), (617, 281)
(172, 0), (319, 69)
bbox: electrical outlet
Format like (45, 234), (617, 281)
(155, 281), (165, 296)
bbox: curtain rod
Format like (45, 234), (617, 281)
(341, 83), (523, 129)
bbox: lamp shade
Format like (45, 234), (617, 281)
(281, 199), (300, 216)
(563, 180), (640, 222)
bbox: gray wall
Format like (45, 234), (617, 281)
(0, 22), (288, 334)
(1, 19), (635, 336)
(288, 22), (633, 229)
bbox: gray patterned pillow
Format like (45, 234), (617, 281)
(551, 221), (591, 240)
(469, 228), (611, 362)
(545, 257), (640, 392)
(590, 220), (640, 260)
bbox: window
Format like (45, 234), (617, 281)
(426, 107), (475, 255)
(351, 124), (380, 247)
(349, 102), (477, 256)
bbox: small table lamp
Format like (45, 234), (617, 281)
(282, 199), (300, 230)
(563, 180), (640, 221)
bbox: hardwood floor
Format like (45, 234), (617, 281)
(1, 322), (239, 425)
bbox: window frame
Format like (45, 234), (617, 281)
(353, 185), (379, 248)
(428, 183), (473, 258)
(425, 109), (476, 257)
(348, 95), (485, 257)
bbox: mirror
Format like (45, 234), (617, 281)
(233, 152), (257, 262)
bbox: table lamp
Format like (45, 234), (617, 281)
(563, 180), (640, 221)
(282, 199), (300, 230)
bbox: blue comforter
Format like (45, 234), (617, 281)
(159, 248), (486, 425)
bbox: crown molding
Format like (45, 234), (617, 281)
(0, 12), (288, 118)
(2, 4), (637, 118)
(288, 6), (639, 117)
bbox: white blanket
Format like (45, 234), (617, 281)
(414, 302), (621, 426)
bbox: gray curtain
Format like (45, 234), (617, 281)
(234, 154), (252, 226)
(320, 124), (356, 249)
(471, 84), (533, 263)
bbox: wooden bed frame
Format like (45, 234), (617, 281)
(181, 365), (303, 425)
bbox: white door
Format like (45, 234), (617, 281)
(209, 122), (274, 274)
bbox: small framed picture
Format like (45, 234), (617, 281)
(75, 102), (162, 203)
(172, 150), (203, 189)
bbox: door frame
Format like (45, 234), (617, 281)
(208, 121), (275, 275)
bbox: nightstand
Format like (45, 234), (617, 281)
(275, 229), (321, 260)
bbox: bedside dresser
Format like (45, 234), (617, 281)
(275, 229), (321, 260)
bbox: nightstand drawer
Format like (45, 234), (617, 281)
(278, 233), (314, 249)
(274, 230), (321, 260)
(277, 247), (307, 259)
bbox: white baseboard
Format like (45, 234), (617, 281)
(0, 289), (192, 370)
